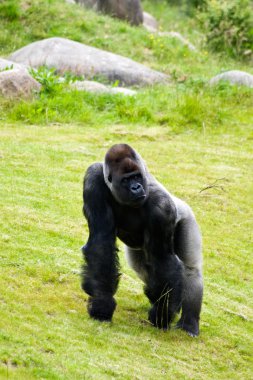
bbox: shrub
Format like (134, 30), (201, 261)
(166, 0), (205, 5)
(199, 0), (253, 59)
(30, 67), (62, 95)
(0, 0), (20, 21)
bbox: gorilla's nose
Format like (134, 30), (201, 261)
(131, 183), (142, 194)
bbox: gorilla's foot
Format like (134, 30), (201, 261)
(176, 316), (199, 337)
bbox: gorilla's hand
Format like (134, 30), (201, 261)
(87, 296), (116, 321)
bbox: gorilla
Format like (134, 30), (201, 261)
(81, 144), (203, 336)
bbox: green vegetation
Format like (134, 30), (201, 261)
(0, 0), (252, 379)
(199, 0), (253, 59)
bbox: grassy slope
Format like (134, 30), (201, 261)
(0, 0), (253, 379)
(0, 124), (252, 380)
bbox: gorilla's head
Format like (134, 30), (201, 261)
(103, 144), (149, 207)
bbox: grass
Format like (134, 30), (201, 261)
(0, 123), (252, 379)
(0, 0), (253, 379)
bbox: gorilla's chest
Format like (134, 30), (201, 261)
(112, 205), (146, 248)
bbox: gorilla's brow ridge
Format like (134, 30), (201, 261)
(105, 144), (139, 174)
(105, 144), (135, 162)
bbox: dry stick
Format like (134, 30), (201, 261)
(199, 177), (227, 193)
(221, 307), (251, 321)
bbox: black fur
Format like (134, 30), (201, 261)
(81, 144), (203, 336)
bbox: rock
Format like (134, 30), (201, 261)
(74, 0), (96, 8)
(110, 87), (136, 95)
(75, 0), (143, 25)
(65, 0), (76, 4)
(0, 58), (27, 71)
(158, 31), (197, 51)
(210, 70), (253, 88)
(99, 0), (143, 26)
(143, 12), (158, 33)
(0, 68), (41, 98)
(9, 37), (168, 86)
(70, 80), (136, 95)
(71, 80), (109, 93)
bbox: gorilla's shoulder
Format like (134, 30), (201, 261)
(86, 162), (103, 176)
(84, 162), (106, 190)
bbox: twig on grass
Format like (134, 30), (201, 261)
(199, 177), (227, 193)
(221, 307), (251, 321)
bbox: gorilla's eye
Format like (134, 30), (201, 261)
(108, 174), (112, 183)
(132, 174), (141, 182)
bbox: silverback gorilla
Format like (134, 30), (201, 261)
(81, 144), (203, 336)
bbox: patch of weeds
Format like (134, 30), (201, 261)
(198, 0), (253, 59)
(30, 67), (63, 95)
(0, 65), (14, 73)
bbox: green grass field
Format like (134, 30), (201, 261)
(0, 1), (253, 379)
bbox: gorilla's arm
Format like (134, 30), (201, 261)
(81, 163), (120, 321)
(173, 196), (203, 336)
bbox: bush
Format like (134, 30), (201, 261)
(199, 0), (253, 59)
(30, 67), (62, 95)
(166, 0), (205, 5)
(0, 0), (20, 21)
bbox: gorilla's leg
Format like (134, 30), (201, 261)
(174, 216), (203, 336)
(126, 246), (183, 328)
(144, 254), (183, 330)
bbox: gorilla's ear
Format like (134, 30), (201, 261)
(108, 174), (112, 183)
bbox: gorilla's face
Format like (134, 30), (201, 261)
(104, 144), (149, 208)
(109, 170), (147, 207)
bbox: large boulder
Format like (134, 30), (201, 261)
(75, 0), (143, 25)
(210, 70), (253, 88)
(0, 68), (41, 98)
(9, 37), (168, 86)
(98, 0), (143, 25)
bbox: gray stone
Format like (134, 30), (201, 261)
(9, 37), (169, 86)
(70, 80), (136, 95)
(210, 70), (253, 88)
(74, 0), (96, 8)
(71, 80), (109, 93)
(75, 0), (143, 25)
(0, 68), (41, 98)
(110, 87), (136, 95)
(143, 12), (158, 33)
(0, 58), (27, 71)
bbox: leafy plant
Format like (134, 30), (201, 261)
(199, 0), (253, 59)
(30, 67), (62, 95)
(0, 64), (14, 73)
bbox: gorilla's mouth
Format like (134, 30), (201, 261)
(133, 194), (146, 200)
(131, 194), (146, 207)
